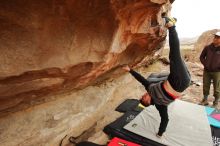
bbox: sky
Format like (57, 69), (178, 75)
(171, 0), (220, 38)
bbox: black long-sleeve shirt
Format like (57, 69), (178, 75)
(129, 69), (170, 136)
(200, 43), (220, 72)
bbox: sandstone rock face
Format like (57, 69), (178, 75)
(0, 0), (172, 145)
(0, 0), (170, 116)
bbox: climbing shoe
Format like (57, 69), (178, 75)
(163, 16), (177, 26)
(213, 97), (219, 107)
(199, 98), (208, 106)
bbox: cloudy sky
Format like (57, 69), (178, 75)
(171, 0), (220, 38)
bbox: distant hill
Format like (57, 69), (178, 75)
(179, 37), (198, 45)
(165, 36), (198, 47)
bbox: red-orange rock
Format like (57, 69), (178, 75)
(0, 0), (171, 116)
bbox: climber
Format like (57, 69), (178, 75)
(122, 16), (191, 138)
